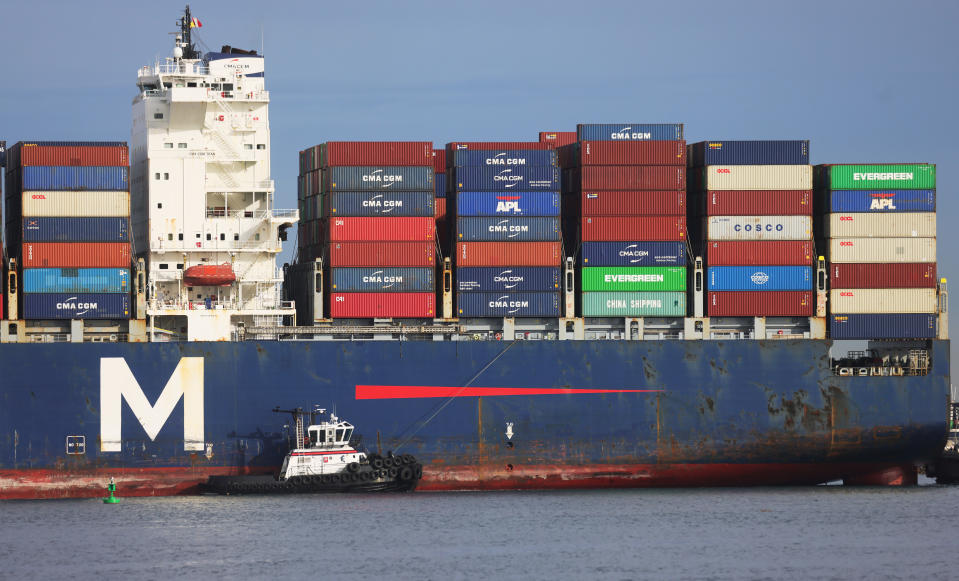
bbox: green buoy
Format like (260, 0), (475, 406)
(103, 477), (120, 504)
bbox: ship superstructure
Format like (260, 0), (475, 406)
(130, 7), (297, 340)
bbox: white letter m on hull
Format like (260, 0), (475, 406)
(100, 357), (205, 452)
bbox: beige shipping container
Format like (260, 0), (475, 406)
(22, 191), (131, 217)
(828, 237), (936, 263)
(830, 288), (938, 314)
(704, 165), (812, 190)
(706, 216), (812, 241)
(826, 213), (936, 238)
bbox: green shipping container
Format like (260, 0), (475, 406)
(581, 266), (686, 292)
(827, 164), (935, 190)
(582, 292), (687, 317)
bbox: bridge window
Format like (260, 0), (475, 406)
(318, 430), (326, 443)
(256, 144), (266, 150)
(344, 429), (353, 442)
(154, 113), (164, 119)
(336, 429), (344, 442)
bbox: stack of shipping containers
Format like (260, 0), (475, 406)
(296, 146), (323, 262)
(321, 142), (436, 318)
(817, 164), (938, 338)
(688, 141), (814, 318)
(4, 141), (131, 320)
(449, 142), (562, 317)
(561, 124), (687, 318)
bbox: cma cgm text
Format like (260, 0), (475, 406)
(486, 158), (527, 165)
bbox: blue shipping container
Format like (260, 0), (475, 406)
(23, 217), (129, 242)
(576, 124), (683, 141)
(23, 268), (131, 293)
(828, 190), (936, 213)
(22, 293), (130, 319)
(456, 267), (561, 292)
(455, 191), (561, 217)
(456, 217), (560, 242)
(327, 191), (434, 217)
(830, 313), (936, 340)
(581, 242), (686, 267)
(435, 173), (447, 198)
(330, 267), (434, 292)
(457, 292), (561, 317)
(689, 140), (810, 166)
(708, 266), (812, 291)
(451, 150), (557, 168)
(452, 166), (560, 191)
(21, 166), (129, 191)
(325, 167), (434, 191)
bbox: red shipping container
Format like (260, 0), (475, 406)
(22, 243), (130, 268)
(563, 141), (686, 167)
(580, 190), (686, 216)
(456, 242), (561, 267)
(830, 263), (937, 289)
(14, 144), (128, 167)
(704, 190), (812, 216)
(435, 197), (447, 220)
(581, 217), (686, 241)
(433, 149), (447, 173)
(708, 291), (814, 317)
(322, 142), (432, 167)
(330, 292), (435, 318)
(706, 241), (814, 266)
(446, 141), (554, 153)
(328, 242), (435, 267)
(574, 166), (686, 190)
(539, 132), (577, 147)
(327, 217), (435, 242)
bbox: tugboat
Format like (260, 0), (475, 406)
(205, 406), (423, 494)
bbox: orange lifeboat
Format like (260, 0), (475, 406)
(183, 263), (236, 286)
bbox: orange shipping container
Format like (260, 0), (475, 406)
(22, 243), (131, 268)
(456, 242), (561, 267)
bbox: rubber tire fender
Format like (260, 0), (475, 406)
(399, 467), (413, 481)
(388, 467), (399, 479)
(371, 457), (384, 470)
(347, 462), (360, 473)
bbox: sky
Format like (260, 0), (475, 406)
(1, 0), (957, 351)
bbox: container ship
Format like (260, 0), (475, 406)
(0, 8), (949, 499)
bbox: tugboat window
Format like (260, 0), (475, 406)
(318, 430), (326, 443)
(336, 429), (344, 442)
(344, 429), (353, 442)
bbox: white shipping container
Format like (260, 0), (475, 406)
(830, 288), (938, 314)
(704, 165), (812, 190)
(826, 213), (936, 238)
(828, 238), (936, 263)
(706, 216), (812, 241)
(22, 191), (130, 217)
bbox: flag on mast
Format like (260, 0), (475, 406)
(190, 17), (202, 28)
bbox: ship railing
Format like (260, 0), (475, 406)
(205, 208), (298, 220)
(151, 239), (282, 251)
(147, 299), (295, 311)
(153, 62), (211, 75)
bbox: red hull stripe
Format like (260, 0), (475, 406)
(290, 451), (351, 457)
(355, 385), (662, 399)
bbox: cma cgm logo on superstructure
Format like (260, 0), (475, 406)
(494, 169), (524, 188)
(486, 153), (527, 165)
(57, 296), (98, 315)
(362, 271), (403, 288)
(222, 58), (254, 71)
(495, 195), (523, 214)
(733, 223), (784, 232)
(610, 127), (652, 140)
(750, 271), (770, 285)
(490, 295), (528, 314)
(494, 270), (524, 289)
(869, 193), (897, 210)
(362, 194), (402, 212)
(853, 172), (913, 181)
(489, 219), (529, 237)
(362, 169), (404, 188)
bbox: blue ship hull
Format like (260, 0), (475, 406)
(0, 339), (949, 498)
